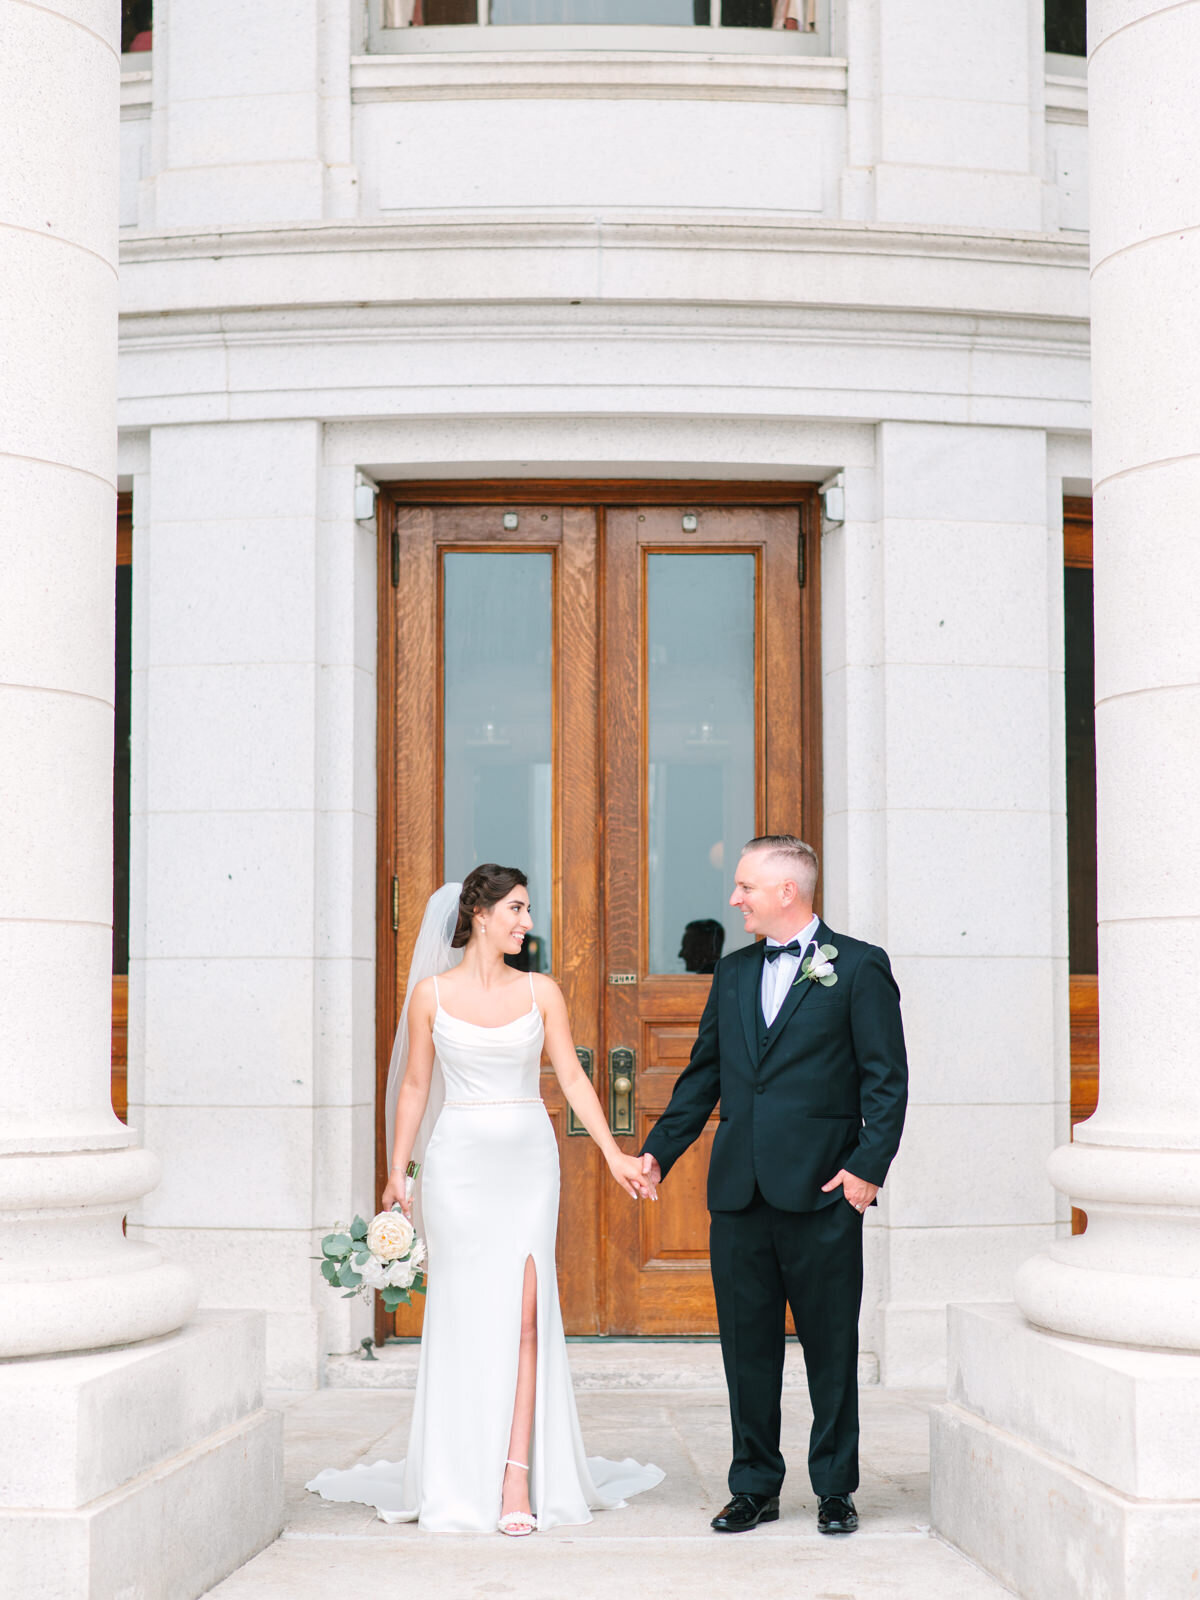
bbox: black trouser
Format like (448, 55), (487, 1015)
(709, 1188), (864, 1498)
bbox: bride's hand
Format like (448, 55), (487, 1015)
(608, 1150), (656, 1201)
(381, 1173), (410, 1216)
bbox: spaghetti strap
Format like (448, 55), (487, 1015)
(432, 974), (441, 1006)
(528, 971), (536, 1006)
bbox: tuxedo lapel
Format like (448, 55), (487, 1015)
(737, 944), (764, 1064)
(760, 920), (832, 1063)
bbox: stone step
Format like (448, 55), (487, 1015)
(324, 1339), (879, 1390)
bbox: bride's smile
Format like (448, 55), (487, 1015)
(468, 887), (532, 961)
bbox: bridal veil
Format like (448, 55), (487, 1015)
(383, 881), (462, 1243)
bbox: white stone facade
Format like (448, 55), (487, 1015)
(109, 0), (1092, 1396)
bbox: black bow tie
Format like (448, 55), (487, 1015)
(763, 940), (805, 963)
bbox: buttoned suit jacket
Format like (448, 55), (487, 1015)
(642, 923), (908, 1213)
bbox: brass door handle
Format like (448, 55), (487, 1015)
(569, 1048), (594, 1137)
(609, 1047), (635, 1136)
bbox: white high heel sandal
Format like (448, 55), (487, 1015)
(498, 1460), (537, 1536)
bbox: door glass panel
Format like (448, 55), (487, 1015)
(443, 552), (553, 970)
(647, 553), (755, 973)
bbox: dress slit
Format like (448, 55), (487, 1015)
(502, 1254), (539, 1506)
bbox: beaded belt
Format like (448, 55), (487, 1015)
(443, 1097), (544, 1108)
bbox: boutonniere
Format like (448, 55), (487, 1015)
(794, 945), (838, 988)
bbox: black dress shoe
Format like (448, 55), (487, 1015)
(711, 1492), (780, 1532)
(817, 1493), (858, 1534)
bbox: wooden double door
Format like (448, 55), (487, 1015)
(377, 484), (821, 1336)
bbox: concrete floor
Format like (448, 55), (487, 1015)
(207, 1375), (1014, 1599)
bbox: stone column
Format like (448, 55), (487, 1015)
(0, 10), (283, 1594)
(128, 419), (378, 1390)
(931, 5), (1200, 1595)
(0, 0), (194, 1358)
(821, 424), (1060, 1389)
(1013, 0), (1200, 1354)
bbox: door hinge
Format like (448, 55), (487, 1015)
(391, 876), (400, 932)
(390, 528), (400, 588)
(797, 509), (806, 589)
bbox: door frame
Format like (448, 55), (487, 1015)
(374, 479), (824, 1338)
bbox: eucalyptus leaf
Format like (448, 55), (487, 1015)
(350, 1216), (368, 1241)
(820, 944), (838, 959)
(323, 1233), (352, 1257)
(819, 973), (838, 987)
(338, 1263), (363, 1289)
(354, 1251), (371, 1266)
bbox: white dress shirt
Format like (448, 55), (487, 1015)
(760, 913), (821, 1027)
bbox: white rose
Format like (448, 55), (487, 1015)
(357, 1256), (388, 1289)
(409, 1239), (427, 1271)
(808, 955), (834, 978)
(384, 1258), (417, 1290)
(367, 1209), (415, 1261)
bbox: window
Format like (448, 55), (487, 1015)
(1063, 497), (1097, 1231)
(122, 0), (152, 54)
(112, 499), (133, 1123)
(1063, 503), (1096, 978)
(1045, 0), (1085, 57)
(379, 0), (816, 31)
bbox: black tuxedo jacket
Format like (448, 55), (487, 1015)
(642, 923), (908, 1213)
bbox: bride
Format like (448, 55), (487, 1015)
(307, 865), (665, 1534)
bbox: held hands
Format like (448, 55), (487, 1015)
(608, 1150), (658, 1201)
(821, 1168), (878, 1213)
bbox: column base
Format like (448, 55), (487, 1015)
(930, 1302), (1200, 1600)
(0, 1310), (284, 1600)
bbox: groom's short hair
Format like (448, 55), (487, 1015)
(743, 834), (819, 900)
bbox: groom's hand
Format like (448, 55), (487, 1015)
(821, 1168), (878, 1213)
(641, 1153), (662, 1195)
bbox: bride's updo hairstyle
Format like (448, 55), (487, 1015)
(451, 864), (529, 949)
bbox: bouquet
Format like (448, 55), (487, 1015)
(319, 1206), (427, 1315)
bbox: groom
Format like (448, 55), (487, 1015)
(641, 835), (907, 1535)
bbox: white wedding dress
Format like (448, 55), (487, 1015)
(306, 972), (664, 1532)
